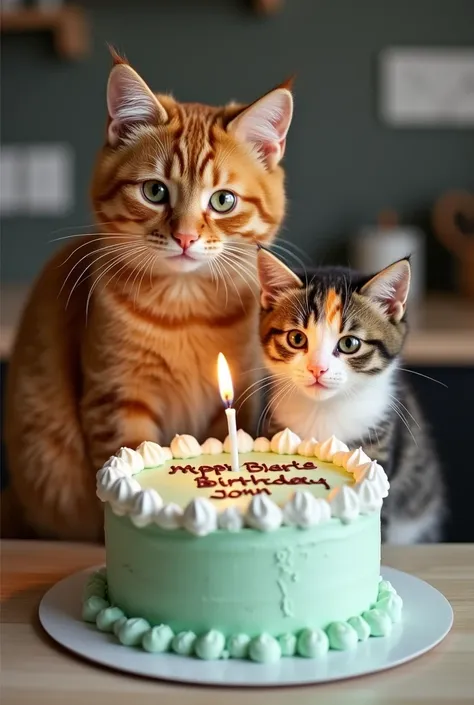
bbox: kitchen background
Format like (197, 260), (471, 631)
(1, 0), (473, 540)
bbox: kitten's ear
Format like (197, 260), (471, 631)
(257, 247), (303, 310)
(360, 258), (411, 322)
(106, 61), (168, 146)
(227, 81), (294, 169)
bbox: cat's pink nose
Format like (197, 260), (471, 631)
(307, 363), (328, 379)
(173, 233), (199, 251)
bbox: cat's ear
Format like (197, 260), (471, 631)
(106, 57), (168, 146)
(227, 80), (294, 169)
(257, 246), (303, 310)
(360, 258), (411, 322)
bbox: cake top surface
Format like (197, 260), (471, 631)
(96, 428), (389, 536)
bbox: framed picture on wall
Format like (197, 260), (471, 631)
(379, 47), (474, 127)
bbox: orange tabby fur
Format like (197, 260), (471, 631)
(3, 54), (293, 541)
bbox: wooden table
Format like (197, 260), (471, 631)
(1, 541), (473, 705)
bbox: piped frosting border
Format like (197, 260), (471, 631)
(83, 569), (402, 661)
(96, 429), (390, 536)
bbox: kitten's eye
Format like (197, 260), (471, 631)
(209, 190), (236, 213)
(287, 330), (307, 349)
(337, 335), (361, 354)
(142, 180), (169, 204)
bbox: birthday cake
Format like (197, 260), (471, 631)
(83, 428), (402, 662)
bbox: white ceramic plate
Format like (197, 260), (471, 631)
(38, 566), (453, 687)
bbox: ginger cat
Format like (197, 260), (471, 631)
(3, 52), (293, 541)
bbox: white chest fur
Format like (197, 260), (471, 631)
(271, 365), (396, 445)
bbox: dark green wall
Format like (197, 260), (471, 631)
(2, 0), (473, 285)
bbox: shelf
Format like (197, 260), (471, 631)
(1, 286), (473, 365)
(0, 5), (89, 59)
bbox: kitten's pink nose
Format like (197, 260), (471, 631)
(172, 233), (199, 251)
(307, 363), (328, 379)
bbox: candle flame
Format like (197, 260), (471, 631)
(217, 353), (234, 407)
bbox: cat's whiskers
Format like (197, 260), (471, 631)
(236, 372), (291, 412)
(257, 376), (295, 432)
(58, 235), (134, 269)
(210, 257), (229, 308)
(388, 402), (418, 448)
(217, 253), (259, 308)
(86, 246), (150, 321)
(389, 393), (421, 430)
(397, 367), (448, 388)
(269, 242), (308, 272)
(48, 222), (119, 240)
(266, 380), (297, 434)
(134, 252), (156, 309)
(64, 242), (145, 306)
(274, 237), (311, 261)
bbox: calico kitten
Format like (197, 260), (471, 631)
(2, 53), (294, 541)
(256, 247), (445, 544)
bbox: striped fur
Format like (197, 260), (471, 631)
(257, 249), (446, 544)
(2, 55), (293, 541)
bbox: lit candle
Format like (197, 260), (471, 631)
(217, 352), (240, 473)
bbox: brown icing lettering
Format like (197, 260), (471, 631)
(210, 488), (272, 500)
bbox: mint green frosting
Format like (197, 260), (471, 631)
(82, 596), (110, 622)
(362, 608), (393, 637)
(113, 616), (127, 637)
(378, 579), (396, 595)
(142, 625), (174, 653)
(172, 631), (196, 656)
(96, 606), (125, 632)
(195, 630), (226, 660)
(82, 569), (403, 661)
(375, 593), (403, 623)
(105, 506), (381, 638)
(297, 628), (329, 657)
(278, 632), (297, 656)
(227, 634), (251, 659)
(118, 618), (150, 646)
(83, 574), (107, 600)
(327, 621), (359, 650)
(249, 634), (282, 663)
(347, 615), (371, 641)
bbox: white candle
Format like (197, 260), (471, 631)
(225, 407), (240, 473)
(217, 353), (240, 472)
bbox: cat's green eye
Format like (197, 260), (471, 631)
(287, 330), (307, 349)
(209, 190), (236, 213)
(337, 335), (361, 354)
(142, 180), (169, 204)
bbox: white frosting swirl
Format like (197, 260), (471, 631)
(135, 441), (167, 468)
(355, 479), (383, 513)
(253, 437), (271, 453)
(270, 428), (301, 455)
(109, 477), (141, 515)
(170, 434), (201, 459)
(328, 485), (360, 523)
(297, 438), (318, 457)
(283, 491), (331, 528)
(96, 467), (124, 501)
(162, 447), (173, 461)
(332, 450), (350, 467)
(224, 429), (254, 453)
(130, 489), (163, 527)
(245, 494), (282, 531)
(155, 503), (183, 530)
(182, 498), (218, 536)
(314, 436), (349, 461)
(344, 447), (371, 472)
(101, 455), (132, 476)
(115, 447), (145, 474)
(200, 438), (223, 455)
(218, 506), (244, 532)
(354, 461), (390, 497)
